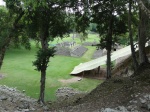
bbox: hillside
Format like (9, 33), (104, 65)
(50, 63), (150, 112)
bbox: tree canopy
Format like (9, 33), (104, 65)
(0, 0), (150, 104)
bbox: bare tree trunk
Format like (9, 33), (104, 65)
(38, 69), (46, 104)
(0, 48), (7, 69)
(128, 0), (139, 71)
(107, 50), (111, 79)
(106, 4), (113, 79)
(138, 8), (149, 64)
(38, 30), (49, 104)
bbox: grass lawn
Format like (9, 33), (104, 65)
(0, 34), (102, 101)
(50, 33), (99, 45)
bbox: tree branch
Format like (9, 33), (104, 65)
(136, 0), (150, 18)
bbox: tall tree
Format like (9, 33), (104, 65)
(128, 0), (139, 71)
(73, 0), (90, 43)
(0, 0), (25, 69)
(138, 0), (149, 64)
(91, 0), (127, 79)
(25, 1), (71, 103)
(136, 0), (150, 18)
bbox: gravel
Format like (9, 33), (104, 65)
(0, 85), (46, 112)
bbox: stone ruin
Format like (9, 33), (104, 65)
(82, 41), (98, 46)
(91, 43), (123, 59)
(55, 47), (71, 56)
(54, 41), (88, 57)
(56, 87), (83, 101)
(70, 45), (88, 57)
(56, 41), (76, 48)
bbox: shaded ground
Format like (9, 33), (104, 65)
(73, 67), (106, 80)
(0, 85), (47, 112)
(49, 63), (150, 112)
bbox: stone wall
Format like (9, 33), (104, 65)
(70, 46), (88, 57)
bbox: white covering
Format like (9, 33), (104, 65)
(70, 45), (133, 74)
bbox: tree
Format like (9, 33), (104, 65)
(91, 0), (128, 79)
(89, 23), (97, 32)
(128, 0), (139, 71)
(0, 6), (10, 69)
(25, 1), (71, 103)
(73, 0), (90, 43)
(138, 0), (150, 64)
(0, 0), (25, 69)
(136, 0), (150, 18)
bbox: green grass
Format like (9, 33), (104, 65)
(50, 33), (99, 45)
(0, 34), (102, 101)
(82, 46), (96, 61)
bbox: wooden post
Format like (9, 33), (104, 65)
(82, 71), (84, 78)
(98, 66), (100, 74)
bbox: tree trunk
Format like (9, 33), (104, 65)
(38, 30), (49, 104)
(106, 4), (113, 79)
(138, 8), (149, 64)
(136, 0), (150, 18)
(38, 69), (46, 104)
(107, 50), (111, 79)
(128, 0), (139, 71)
(0, 48), (7, 69)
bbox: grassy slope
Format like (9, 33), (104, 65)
(0, 34), (102, 101)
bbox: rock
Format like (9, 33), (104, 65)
(30, 107), (35, 111)
(18, 104), (25, 109)
(101, 108), (117, 112)
(127, 105), (137, 111)
(129, 100), (137, 104)
(101, 106), (129, 112)
(0, 95), (7, 100)
(0, 85), (45, 112)
(56, 87), (84, 102)
(43, 106), (49, 111)
(78, 78), (82, 81)
(147, 103), (150, 110)
(115, 106), (128, 112)
(139, 98), (146, 104)
(141, 103), (147, 109)
(22, 90), (26, 93)
(21, 109), (30, 112)
(144, 94), (150, 100)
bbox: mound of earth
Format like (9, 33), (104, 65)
(92, 49), (103, 59)
(54, 45), (88, 57)
(0, 85), (48, 112)
(70, 45), (88, 57)
(49, 63), (150, 112)
(82, 42), (98, 46)
(55, 46), (71, 56)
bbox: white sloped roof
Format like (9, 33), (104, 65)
(71, 42), (149, 75)
(70, 45), (132, 74)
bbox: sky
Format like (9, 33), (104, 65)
(0, 0), (5, 6)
